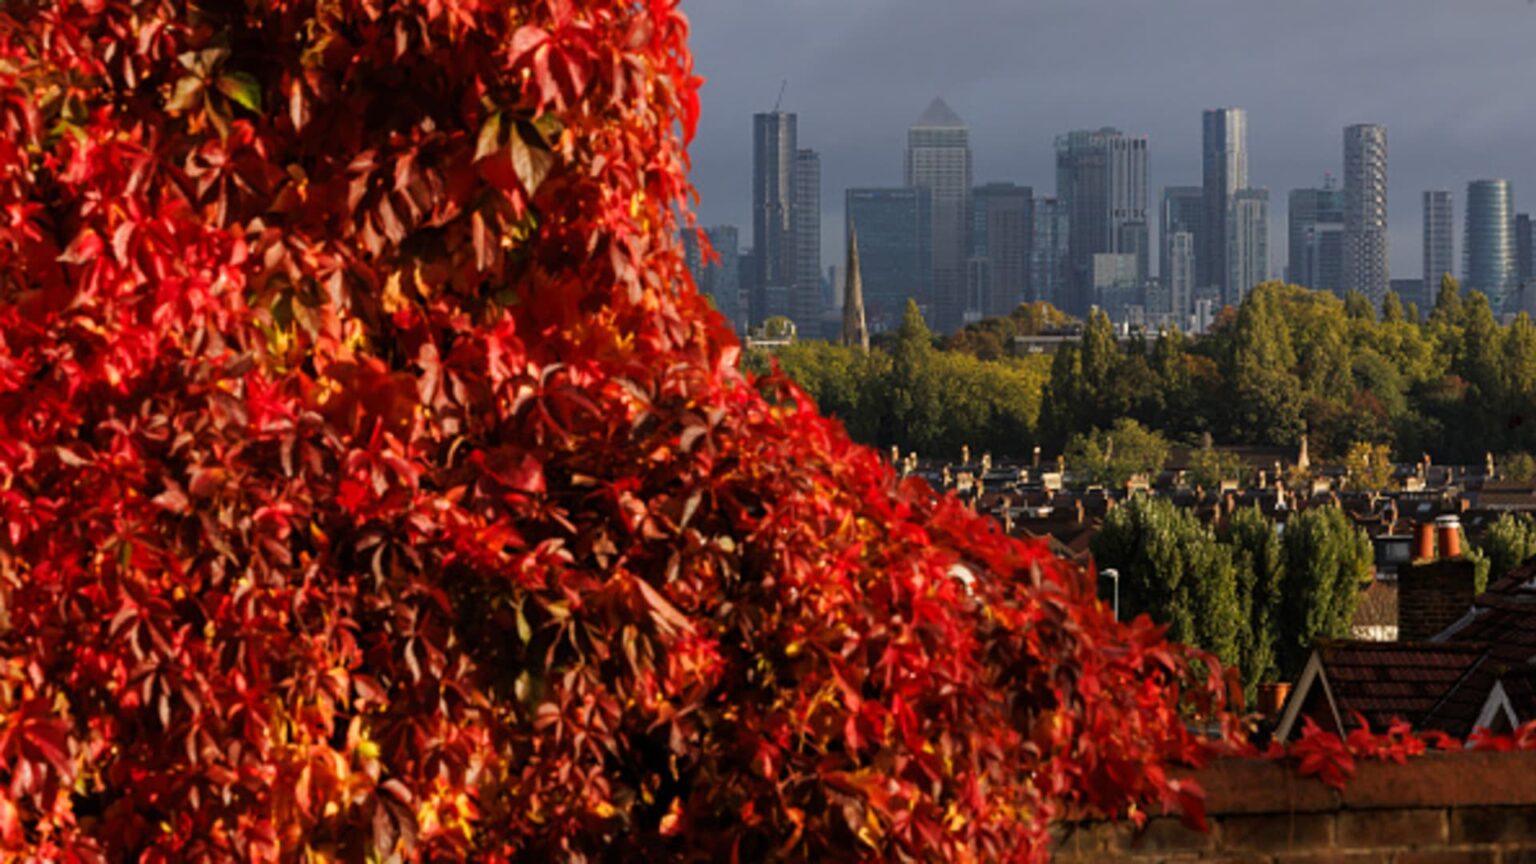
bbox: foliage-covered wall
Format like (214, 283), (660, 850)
(0, 1), (1223, 859)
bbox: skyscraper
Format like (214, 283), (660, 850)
(1516, 213), (1533, 287)
(792, 148), (822, 331)
(1463, 179), (1515, 308)
(845, 187), (932, 333)
(1229, 189), (1270, 303)
(1031, 197), (1070, 310)
(1423, 190), (1455, 294)
(1202, 108), (1247, 303)
(1288, 179), (1344, 295)
(971, 183), (1034, 318)
(1165, 230), (1196, 324)
(683, 226), (744, 334)
(751, 112), (796, 326)
(1161, 186), (1202, 283)
(906, 99), (972, 332)
(1343, 124), (1390, 303)
(1056, 127), (1149, 316)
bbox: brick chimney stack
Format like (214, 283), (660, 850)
(1398, 516), (1476, 641)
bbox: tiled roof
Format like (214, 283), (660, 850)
(1313, 640), (1488, 733)
(1417, 563), (1536, 734)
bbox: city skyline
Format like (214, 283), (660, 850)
(686, 0), (1536, 281)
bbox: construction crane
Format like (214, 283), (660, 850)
(772, 80), (787, 113)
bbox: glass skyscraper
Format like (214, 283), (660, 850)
(845, 187), (933, 334)
(1056, 127), (1149, 316)
(1423, 190), (1455, 295)
(906, 99), (972, 332)
(1202, 108), (1247, 303)
(1288, 179), (1344, 295)
(1463, 180), (1515, 308)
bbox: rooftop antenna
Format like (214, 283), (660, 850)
(772, 79), (788, 113)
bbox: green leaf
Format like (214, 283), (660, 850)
(475, 111), (503, 163)
(216, 72), (262, 113)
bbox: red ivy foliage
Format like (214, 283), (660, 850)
(1275, 715), (1536, 792)
(0, 1), (1232, 860)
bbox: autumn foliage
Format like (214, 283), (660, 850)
(0, 1), (1233, 860)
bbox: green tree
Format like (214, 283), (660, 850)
(884, 300), (947, 455)
(1477, 513), (1536, 587)
(1009, 300), (1074, 336)
(1381, 290), (1404, 324)
(1064, 419), (1170, 488)
(1342, 440), (1395, 491)
(1344, 290), (1376, 321)
(1227, 506), (1285, 695)
(1091, 497), (1245, 669)
(1225, 283), (1304, 445)
(1502, 451), (1536, 482)
(1278, 506), (1374, 678)
(1186, 446), (1246, 490)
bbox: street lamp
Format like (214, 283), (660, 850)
(1102, 568), (1120, 621)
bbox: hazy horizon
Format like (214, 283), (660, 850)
(685, 0), (1536, 290)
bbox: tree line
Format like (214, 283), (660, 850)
(761, 277), (1536, 467)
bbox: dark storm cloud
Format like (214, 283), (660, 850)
(684, 0), (1536, 279)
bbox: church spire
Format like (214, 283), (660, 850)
(842, 223), (870, 352)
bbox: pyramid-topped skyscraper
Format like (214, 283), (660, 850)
(906, 98), (972, 333)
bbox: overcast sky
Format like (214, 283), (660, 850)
(684, 0), (1536, 283)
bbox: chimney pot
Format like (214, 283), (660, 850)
(1414, 521), (1436, 561)
(1436, 515), (1463, 559)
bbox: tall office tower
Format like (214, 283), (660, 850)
(1515, 213), (1534, 286)
(791, 148), (822, 331)
(1343, 124), (1390, 303)
(1165, 230), (1196, 323)
(1202, 108), (1248, 303)
(752, 112), (796, 325)
(1422, 190), (1455, 294)
(970, 183), (1034, 318)
(1287, 178), (1345, 293)
(845, 187), (932, 334)
(906, 99), (973, 332)
(1030, 197), (1070, 309)
(1055, 127), (1149, 315)
(1228, 189), (1270, 303)
(1160, 186), (1203, 289)
(1463, 179), (1516, 308)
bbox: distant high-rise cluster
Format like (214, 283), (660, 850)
(719, 99), (1535, 341)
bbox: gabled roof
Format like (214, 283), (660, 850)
(1275, 640), (1488, 740)
(914, 98), (964, 128)
(1278, 561), (1536, 740)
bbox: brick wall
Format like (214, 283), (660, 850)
(1397, 558), (1478, 642)
(1053, 752), (1536, 862)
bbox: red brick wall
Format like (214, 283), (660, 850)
(1053, 752), (1536, 862)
